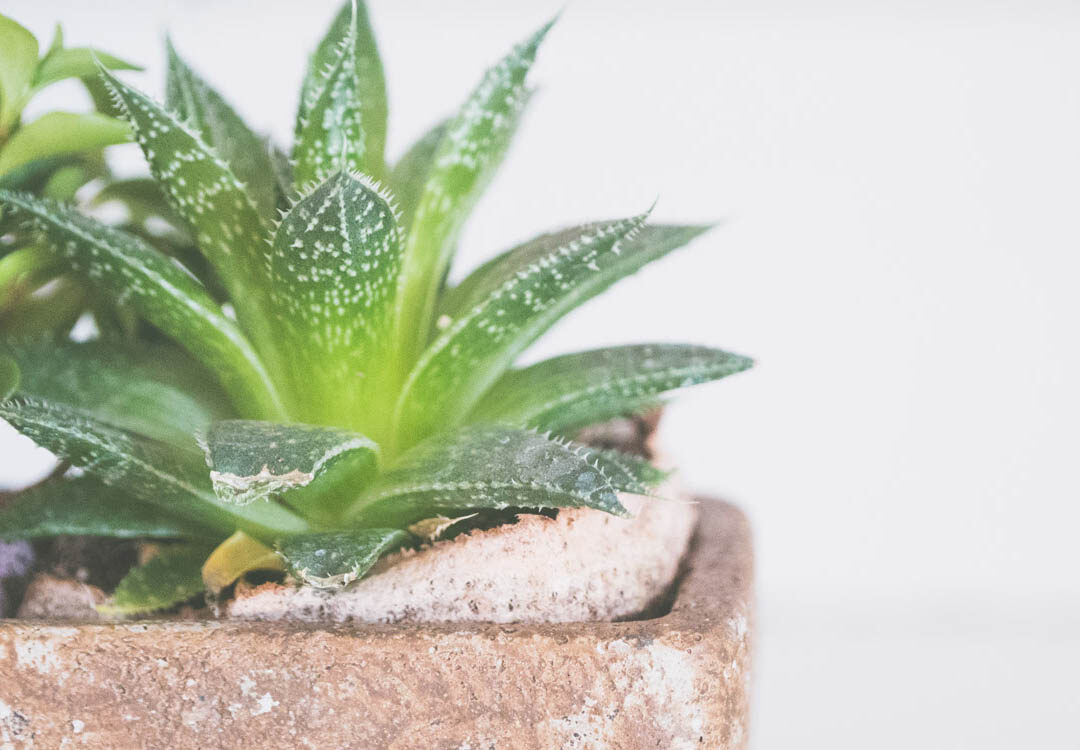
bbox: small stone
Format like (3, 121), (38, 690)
(16, 573), (104, 620)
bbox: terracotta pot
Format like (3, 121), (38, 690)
(0, 499), (752, 748)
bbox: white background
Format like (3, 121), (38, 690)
(3, 0), (1080, 746)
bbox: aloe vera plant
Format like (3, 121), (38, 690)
(0, 2), (752, 615)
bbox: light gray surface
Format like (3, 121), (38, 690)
(1, 1), (1077, 745)
(755, 595), (1080, 748)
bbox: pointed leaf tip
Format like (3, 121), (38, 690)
(395, 213), (651, 441)
(348, 426), (628, 528)
(470, 344), (754, 434)
(277, 529), (409, 589)
(98, 544), (212, 616)
(164, 39), (279, 221)
(99, 64), (281, 366)
(296, 0), (388, 178)
(265, 171), (403, 431)
(392, 16), (552, 365)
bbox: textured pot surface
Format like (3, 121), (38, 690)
(228, 487), (698, 624)
(0, 499), (753, 749)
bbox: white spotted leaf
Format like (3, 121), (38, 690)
(470, 344), (753, 434)
(165, 40), (278, 220)
(394, 214), (654, 445)
(572, 445), (670, 497)
(297, 0), (387, 178)
(347, 425), (628, 528)
(266, 171), (402, 433)
(277, 528), (408, 589)
(393, 20), (551, 365)
(293, 11), (366, 186)
(0, 189), (286, 419)
(203, 419), (378, 522)
(0, 397), (309, 540)
(98, 67), (277, 353)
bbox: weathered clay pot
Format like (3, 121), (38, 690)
(0, 499), (752, 748)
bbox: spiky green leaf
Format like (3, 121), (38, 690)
(348, 425), (627, 527)
(165, 41), (277, 220)
(298, 0), (387, 177)
(470, 344), (752, 433)
(1, 337), (229, 445)
(0, 397), (309, 539)
(393, 20), (551, 363)
(99, 544), (212, 616)
(203, 420), (378, 519)
(277, 528), (408, 589)
(80, 73), (123, 119)
(0, 190), (286, 419)
(0, 112), (130, 178)
(0, 13), (38, 130)
(575, 445), (670, 496)
(292, 14), (366, 186)
(267, 171), (402, 431)
(97, 67), (275, 346)
(388, 119), (448, 226)
(0, 475), (213, 540)
(396, 214), (661, 443)
(443, 224), (712, 320)
(32, 48), (140, 90)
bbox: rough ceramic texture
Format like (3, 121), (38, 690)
(228, 483), (697, 624)
(0, 499), (752, 749)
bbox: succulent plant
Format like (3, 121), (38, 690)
(0, 2), (752, 615)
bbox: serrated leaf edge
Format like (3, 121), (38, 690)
(394, 211), (650, 428)
(506, 354), (754, 428)
(96, 65), (271, 236)
(0, 396), (209, 500)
